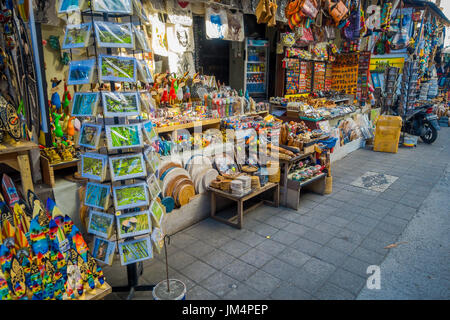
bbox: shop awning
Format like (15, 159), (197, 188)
(403, 0), (450, 24)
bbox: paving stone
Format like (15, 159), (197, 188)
(368, 227), (400, 244)
(289, 270), (328, 294)
(184, 241), (215, 259)
(314, 204), (338, 213)
(222, 259), (258, 282)
(168, 250), (197, 271)
(180, 261), (217, 283)
(187, 285), (219, 300)
(352, 215), (380, 227)
(328, 268), (366, 295)
(249, 222), (279, 237)
(245, 270), (281, 296)
(398, 195), (425, 209)
(170, 233), (198, 249)
(270, 229), (300, 245)
(321, 198), (347, 208)
(375, 221), (405, 235)
(359, 237), (390, 256)
(270, 282), (315, 300)
(221, 239), (252, 258)
(351, 247), (385, 265)
(345, 221), (375, 236)
(282, 222), (313, 236)
(200, 272), (237, 297)
(223, 283), (267, 300)
(301, 228), (334, 245)
(378, 189), (407, 201)
(202, 233), (233, 248)
(314, 245), (348, 267)
(336, 228), (365, 245)
(326, 215), (351, 228)
(291, 237), (323, 256)
(265, 215), (290, 229)
(314, 221), (342, 236)
(277, 247), (311, 268)
(239, 248), (273, 268)
(262, 258), (298, 281)
(302, 257), (336, 278)
(315, 282), (356, 300)
(169, 271), (197, 291)
(381, 215), (409, 228)
(294, 215), (323, 228)
(278, 210), (302, 222)
(235, 230), (266, 247)
(202, 249), (236, 270)
(255, 239), (287, 256)
(326, 237), (359, 255)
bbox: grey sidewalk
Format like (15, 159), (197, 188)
(104, 127), (450, 300)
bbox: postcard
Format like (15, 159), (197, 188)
(68, 58), (96, 85)
(94, 21), (134, 49)
(93, 0), (132, 14)
(81, 152), (108, 181)
(109, 153), (146, 181)
(92, 237), (116, 265)
(102, 91), (140, 117)
(151, 227), (164, 255)
(78, 123), (102, 149)
(59, 0), (84, 14)
(84, 182), (111, 210)
(142, 120), (157, 143)
(150, 200), (164, 229)
(143, 147), (161, 174)
(71, 92), (100, 117)
(62, 23), (92, 49)
(105, 124), (143, 150)
(113, 182), (149, 211)
(134, 26), (151, 52)
(88, 210), (115, 238)
(146, 174), (161, 200)
(99, 55), (136, 83)
(118, 236), (153, 266)
(116, 210), (151, 239)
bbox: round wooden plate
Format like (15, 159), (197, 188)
(202, 168), (219, 190)
(159, 162), (183, 180)
(184, 154), (202, 173)
(162, 168), (190, 197)
(165, 175), (189, 198)
(194, 168), (210, 194)
(172, 178), (194, 200)
(174, 184), (195, 207)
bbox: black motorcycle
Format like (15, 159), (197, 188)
(394, 104), (440, 144)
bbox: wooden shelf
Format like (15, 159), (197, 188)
(77, 283), (112, 300)
(155, 119), (221, 134)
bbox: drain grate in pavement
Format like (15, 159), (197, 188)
(351, 171), (399, 192)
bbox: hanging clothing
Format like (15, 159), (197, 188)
(205, 5), (228, 40)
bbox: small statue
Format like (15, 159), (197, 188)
(50, 78), (62, 114)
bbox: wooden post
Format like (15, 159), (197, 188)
(17, 152), (34, 194)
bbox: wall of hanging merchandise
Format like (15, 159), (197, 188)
(356, 51), (371, 101)
(331, 53), (359, 95)
(0, 1), (40, 145)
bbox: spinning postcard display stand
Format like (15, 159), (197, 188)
(65, 0), (161, 299)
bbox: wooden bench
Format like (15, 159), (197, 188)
(0, 140), (38, 195)
(40, 155), (80, 188)
(208, 182), (280, 229)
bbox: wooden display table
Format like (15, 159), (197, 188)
(40, 155), (80, 187)
(279, 152), (315, 207)
(0, 140), (38, 195)
(208, 182), (280, 229)
(285, 173), (326, 210)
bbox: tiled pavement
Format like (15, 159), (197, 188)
(104, 127), (450, 300)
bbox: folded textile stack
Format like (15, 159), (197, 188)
(231, 176), (252, 196)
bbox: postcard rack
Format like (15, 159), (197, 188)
(66, 1), (158, 300)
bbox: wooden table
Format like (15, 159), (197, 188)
(279, 152), (315, 207)
(41, 155), (80, 187)
(0, 140), (39, 195)
(208, 182), (280, 229)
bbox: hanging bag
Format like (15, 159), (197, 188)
(256, 0), (270, 24)
(327, 0), (349, 25)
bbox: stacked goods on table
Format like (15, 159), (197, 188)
(280, 121), (330, 154)
(0, 174), (106, 300)
(288, 160), (325, 183)
(285, 95), (357, 120)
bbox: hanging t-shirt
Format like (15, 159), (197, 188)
(168, 52), (195, 76)
(226, 10), (244, 42)
(150, 14), (168, 56)
(167, 24), (195, 53)
(205, 5), (228, 40)
(166, 0), (193, 26)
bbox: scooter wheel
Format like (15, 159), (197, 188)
(420, 122), (438, 144)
